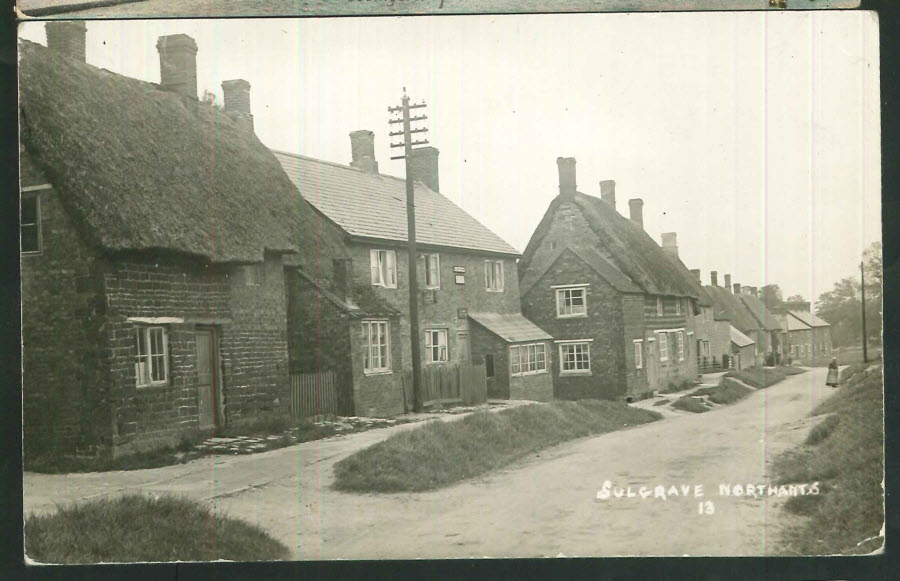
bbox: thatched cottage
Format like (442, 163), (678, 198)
(704, 281), (775, 368)
(518, 158), (702, 400)
(18, 26), (340, 457)
(273, 136), (554, 416)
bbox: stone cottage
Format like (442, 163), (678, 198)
(776, 309), (833, 362)
(274, 134), (553, 416)
(687, 270), (733, 371)
(518, 159), (702, 401)
(18, 27), (333, 457)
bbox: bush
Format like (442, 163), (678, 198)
(25, 494), (290, 563)
(333, 400), (662, 492)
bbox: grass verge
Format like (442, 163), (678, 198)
(771, 363), (884, 555)
(660, 378), (699, 394)
(692, 378), (754, 405)
(333, 400), (662, 493)
(25, 494), (290, 563)
(724, 367), (790, 389)
(671, 396), (710, 413)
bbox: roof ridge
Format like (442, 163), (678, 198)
(270, 148), (407, 184)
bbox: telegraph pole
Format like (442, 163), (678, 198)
(861, 260), (868, 363)
(389, 89), (429, 412)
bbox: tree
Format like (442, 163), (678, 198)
(786, 294), (805, 303)
(815, 241), (883, 348)
(759, 284), (784, 312)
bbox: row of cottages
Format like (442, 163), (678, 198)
(772, 301), (833, 362)
(518, 158), (702, 401)
(18, 27), (345, 456)
(272, 133), (555, 416)
(702, 274), (782, 367)
(685, 270), (756, 370)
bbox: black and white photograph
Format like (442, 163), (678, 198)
(16, 9), (883, 564)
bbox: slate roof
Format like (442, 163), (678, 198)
(782, 314), (812, 332)
(730, 325), (756, 348)
(468, 312), (553, 343)
(519, 191), (703, 300)
(789, 310), (831, 328)
(738, 294), (782, 331)
(272, 151), (520, 257)
(705, 286), (760, 333)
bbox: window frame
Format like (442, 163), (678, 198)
(425, 328), (449, 364)
(20, 190), (43, 255)
(675, 297), (682, 316)
(656, 296), (663, 316)
(658, 332), (669, 362)
(423, 253), (441, 290)
(362, 320), (392, 374)
(134, 325), (169, 388)
(555, 285), (588, 318)
(558, 340), (592, 375)
(484, 260), (505, 292)
(510, 342), (549, 377)
(370, 249), (398, 289)
(677, 330), (685, 361)
(633, 339), (643, 370)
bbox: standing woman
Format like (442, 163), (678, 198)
(826, 357), (840, 387)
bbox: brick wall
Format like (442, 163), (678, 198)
(622, 294), (650, 397)
(348, 318), (406, 417)
(20, 153), (111, 457)
(520, 249), (627, 400)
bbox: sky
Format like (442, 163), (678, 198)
(18, 12), (881, 307)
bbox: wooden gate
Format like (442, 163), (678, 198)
(290, 370), (339, 418)
(401, 363), (487, 410)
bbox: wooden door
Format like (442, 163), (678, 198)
(457, 331), (470, 363)
(646, 337), (659, 392)
(195, 328), (219, 429)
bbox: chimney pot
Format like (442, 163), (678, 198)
(46, 22), (86, 63)
(628, 198), (644, 229)
(724, 274), (732, 289)
(710, 271), (718, 287)
(599, 179), (616, 208)
(156, 34), (198, 99)
(349, 130), (379, 174)
(410, 147), (440, 192)
(221, 79), (253, 130)
(557, 157), (576, 197)
(733, 282), (741, 295)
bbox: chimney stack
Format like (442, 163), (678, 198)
(661, 232), (678, 258)
(751, 286), (758, 296)
(156, 34), (198, 99)
(733, 282), (741, 295)
(349, 130), (379, 174)
(410, 147), (440, 192)
(690, 269), (701, 282)
(599, 180), (616, 208)
(557, 157), (576, 197)
(741, 285), (753, 295)
(221, 79), (253, 129)
(628, 198), (644, 229)
(710, 271), (718, 287)
(724, 274), (731, 289)
(46, 22), (86, 63)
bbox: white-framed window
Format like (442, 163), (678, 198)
(20, 193), (42, 254)
(555, 286), (587, 317)
(677, 331), (685, 361)
(633, 340), (643, 369)
(425, 329), (448, 363)
(362, 320), (391, 374)
(485, 260), (504, 292)
(658, 332), (668, 361)
(510, 343), (548, 376)
(370, 249), (397, 288)
(675, 298), (682, 316)
(424, 253), (441, 289)
(135, 326), (168, 387)
(656, 296), (663, 316)
(559, 341), (591, 374)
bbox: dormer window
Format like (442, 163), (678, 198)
(676, 298), (682, 316)
(656, 296), (663, 316)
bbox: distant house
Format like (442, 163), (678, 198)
(273, 134), (553, 416)
(519, 160), (702, 400)
(736, 289), (783, 361)
(704, 280), (780, 367)
(18, 28), (328, 457)
(729, 326), (757, 370)
(688, 270), (734, 371)
(777, 310), (833, 362)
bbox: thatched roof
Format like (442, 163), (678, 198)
(19, 40), (342, 265)
(738, 293), (782, 331)
(704, 286), (760, 333)
(520, 191), (703, 300)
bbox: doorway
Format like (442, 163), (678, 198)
(195, 327), (222, 429)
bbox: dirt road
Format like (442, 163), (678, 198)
(24, 367), (832, 559)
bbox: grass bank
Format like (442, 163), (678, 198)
(334, 400), (662, 493)
(772, 363), (884, 555)
(724, 365), (807, 389)
(694, 378), (754, 404)
(25, 494), (290, 563)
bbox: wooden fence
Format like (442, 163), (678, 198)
(401, 362), (488, 411)
(697, 355), (731, 373)
(290, 370), (339, 418)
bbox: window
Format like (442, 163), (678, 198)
(559, 342), (591, 374)
(675, 298), (682, 316)
(21, 194), (41, 253)
(424, 253), (441, 289)
(485, 260), (504, 292)
(362, 320), (391, 373)
(677, 331), (685, 361)
(633, 340), (643, 369)
(658, 332), (668, 361)
(556, 286), (587, 317)
(135, 326), (168, 387)
(510, 343), (548, 376)
(425, 329), (448, 363)
(370, 249), (397, 288)
(484, 354), (495, 378)
(656, 296), (663, 316)
(701, 341), (711, 357)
